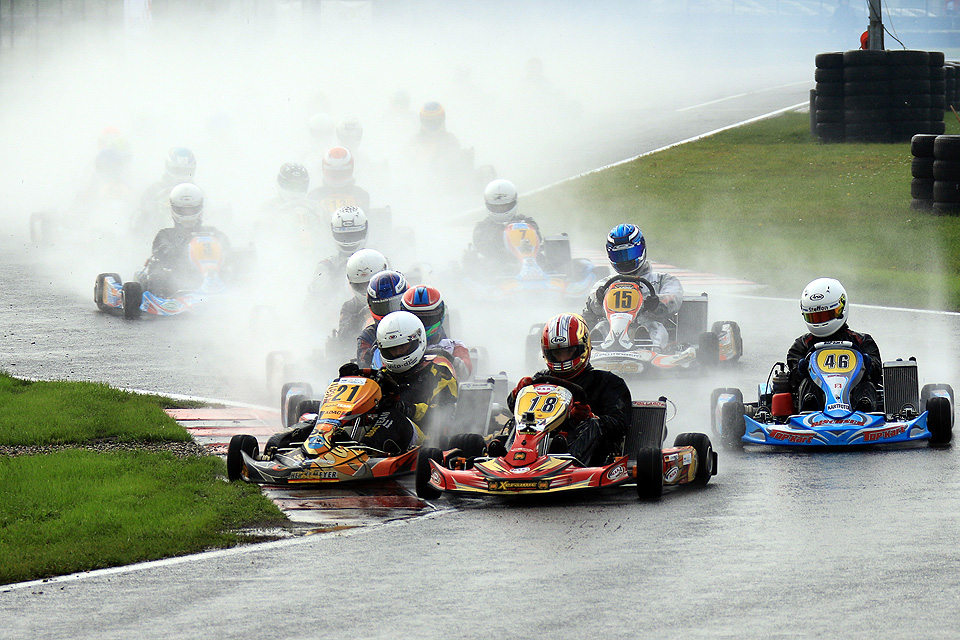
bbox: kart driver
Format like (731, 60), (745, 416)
(134, 147), (197, 236)
(339, 310), (458, 454)
(308, 146), (371, 217)
(311, 205), (369, 295)
(356, 270), (408, 367)
(581, 224), (683, 350)
(493, 312), (632, 466)
(466, 179), (543, 276)
(400, 285), (473, 379)
(786, 277), (882, 412)
(139, 183), (230, 297)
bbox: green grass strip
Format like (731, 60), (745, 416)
(0, 450), (284, 585)
(0, 373), (194, 446)
(526, 112), (960, 310)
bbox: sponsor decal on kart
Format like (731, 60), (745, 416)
(513, 451), (527, 461)
(289, 469), (339, 480)
(861, 425), (908, 441)
(511, 467), (531, 474)
(606, 464), (627, 481)
(807, 415), (868, 428)
(824, 402), (852, 414)
(665, 466), (680, 482)
(430, 469), (442, 486)
(593, 351), (646, 361)
(487, 479), (551, 491)
(767, 429), (815, 444)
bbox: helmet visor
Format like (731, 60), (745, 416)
(607, 244), (644, 264)
(334, 229), (367, 245)
(382, 339), (420, 360)
(803, 306), (843, 325)
(369, 296), (401, 319)
(486, 200), (516, 215)
(543, 344), (584, 364)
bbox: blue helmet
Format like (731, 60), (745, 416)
(606, 224), (647, 275)
(366, 270), (408, 321)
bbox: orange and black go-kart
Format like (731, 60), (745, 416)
(416, 374), (718, 501)
(227, 370), (424, 486)
(524, 279), (742, 378)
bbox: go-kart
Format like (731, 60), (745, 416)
(522, 281), (741, 376)
(465, 222), (605, 301)
(711, 341), (954, 450)
(416, 375), (717, 501)
(227, 371), (423, 485)
(94, 235), (228, 319)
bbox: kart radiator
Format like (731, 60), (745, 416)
(882, 359), (919, 417)
(676, 294), (708, 344)
(625, 400), (667, 455)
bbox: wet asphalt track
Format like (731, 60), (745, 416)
(4, 84), (960, 638)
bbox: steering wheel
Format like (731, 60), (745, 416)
(530, 374), (587, 403)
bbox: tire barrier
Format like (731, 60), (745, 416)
(911, 134), (960, 215)
(811, 50), (953, 144)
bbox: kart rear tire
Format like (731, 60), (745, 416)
(449, 433), (486, 458)
(673, 432), (715, 486)
(635, 446), (663, 501)
(720, 398), (746, 451)
(925, 396), (953, 447)
(121, 281), (142, 320)
(416, 447), (443, 499)
(94, 272), (121, 312)
(227, 434), (259, 481)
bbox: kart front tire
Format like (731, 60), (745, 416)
(635, 446), (664, 501)
(926, 396), (953, 447)
(121, 281), (142, 319)
(227, 434), (259, 481)
(416, 447), (443, 500)
(720, 398), (746, 451)
(673, 432), (715, 486)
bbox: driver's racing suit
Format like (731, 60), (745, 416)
(467, 215), (542, 277)
(506, 364), (631, 466)
(140, 224), (231, 297)
(581, 264), (683, 349)
(786, 324), (882, 410)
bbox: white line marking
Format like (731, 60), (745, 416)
(677, 81), (811, 112)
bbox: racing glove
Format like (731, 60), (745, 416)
(507, 376), (535, 409)
(640, 291), (660, 313)
(797, 354), (811, 377)
(568, 401), (595, 423)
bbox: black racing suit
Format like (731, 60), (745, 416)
(140, 224), (231, 297)
(507, 364), (632, 466)
(786, 325), (882, 411)
(353, 354), (459, 453)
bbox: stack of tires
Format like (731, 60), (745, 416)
(947, 62), (959, 111)
(911, 134), (960, 215)
(811, 50), (948, 144)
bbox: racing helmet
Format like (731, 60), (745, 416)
(800, 278), (848, 337)
(346, 248), (390, 299)
(419, 101), (446, 131)
(367, 270), (409, 321)
(541, 313), (591, 378)
(277, 162), (309, 199)
(164, 147), (196, 183)
(401, 286), (445, 341)
(322, 146), (355, 188)
(330, 206), (368, 253)
(484, 179), (518, 223)
(606, 223), (647, 275)
(336, 118), (363, 150)
(376, 311), (427, 374)
(169, 183), (204, 227)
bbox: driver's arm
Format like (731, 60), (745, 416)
(786, 336), (812, 394)
(652, 273), (684, 317)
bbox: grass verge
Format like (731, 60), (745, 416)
(0, 373), (285, 586)
(527, 112), (960, 310)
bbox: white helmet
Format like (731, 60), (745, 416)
(376, 311), (427, 373)
(169, 183), (204, 227)
(346, 248), (389, 299)
(484, 179), (518, 223)
(331, 205), (367, 253)
(800, 277), (848, 337)
(322, 146), (355, 188)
